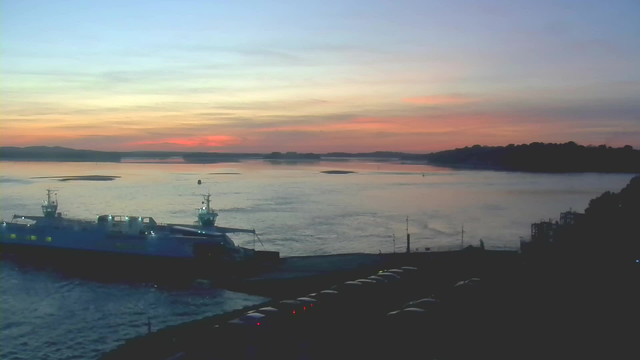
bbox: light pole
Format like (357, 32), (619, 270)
(393, 234), (396, 253)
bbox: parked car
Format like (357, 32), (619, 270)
(400, 266), (418, 272)
(354, 278), (379, 295)
(399, 266), (419, 282)
(386, 269), (405, 276)
(274, 299), (306, 317)
(376, 272), (401, 282)
(331, 281), (365, 301)
(246, 307), (283, 322)
(222, 312), (280, 359)
(308, 290), (340, 304)
(296, 297), (319, 313)
(384, 307), (440, 359)
(402, 298), (440, 310)
(228, 312), (267, 326)
(386, 307), (429, 322)
(367, 276), (388, 284)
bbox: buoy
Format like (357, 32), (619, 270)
(197, 180), (202, 185)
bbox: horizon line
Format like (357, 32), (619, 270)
(1, 141), (637, 154)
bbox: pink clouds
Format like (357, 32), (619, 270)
(3, 103), (638, 153)
(130, 135), (242, 148)
(255, 118), (398, 133)
(403, 94), (477, 106)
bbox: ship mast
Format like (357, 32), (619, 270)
(46, 189), (57, 205)
(197, 192), (218, 227)
(42, 189), (59, 218)
(202, 193), (212, 213)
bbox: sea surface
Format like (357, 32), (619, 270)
(0, 159), (635, 359)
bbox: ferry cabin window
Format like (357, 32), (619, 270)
(97, 215), (110, 223)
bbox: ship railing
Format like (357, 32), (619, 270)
(62, 217), (95, 222)
(415, 244), (521, 252)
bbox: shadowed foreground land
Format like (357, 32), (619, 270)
(100, 249), (638, 360)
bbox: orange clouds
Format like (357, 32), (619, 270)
(256, 118), (398, 133)
(403, 94), (477, 106)
(131, 135), (242, 148)
(251, 115), (501, 137)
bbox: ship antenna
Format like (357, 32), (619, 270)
(201, 191), (212, 212)
(46, 188), (58, 205)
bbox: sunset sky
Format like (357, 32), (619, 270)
(1, 0), (639, 152)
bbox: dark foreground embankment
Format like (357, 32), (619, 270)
(101, 248), (524, 360)
(101, 247), (639, 360)
(223, 249), (519, 298)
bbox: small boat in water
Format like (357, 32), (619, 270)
(0, 190), (278, 277)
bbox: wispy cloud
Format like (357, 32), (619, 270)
(128, 135), (242, 148)
(403, 94), (478, 106)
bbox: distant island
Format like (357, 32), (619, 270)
(0, 146), (121, 162)
(263, 152), (321, 160)
(321, 170), (356, 174)
(406, 142), (640, 173)
(182, 152), (261, 164)
(30, 175), (120, 182)
(324, 151), (408, 159)
(2, 142), (638, 173)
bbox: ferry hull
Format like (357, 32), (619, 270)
(0, 242), (239, 281)
(1, 223), (202, 257)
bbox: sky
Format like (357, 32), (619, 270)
(1, 0), (640, 153)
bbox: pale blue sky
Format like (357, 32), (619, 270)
(2, 0), (639, 151)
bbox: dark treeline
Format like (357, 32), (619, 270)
(325, 151), (408, 158)
(415, 142), (640, 173)
(574, 175), (639, 257)
(0, 146), (121, 162)
(3, 143), (639, 173)
(263, 152), (321, 160)
(122, 151), (187, 158)
(182, 152), (263, 163)
(527, 175), (640, 263)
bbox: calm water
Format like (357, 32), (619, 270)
(0, 159), (634, 359)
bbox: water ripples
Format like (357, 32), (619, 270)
(1, 161), (635, 359)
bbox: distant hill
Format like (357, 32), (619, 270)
(324, 151), (407, 159)
(3, 142), (639, 173)
(413, 142), (640, 173)
(263, 152), (321, 160)
(0, 146), (121, 162)
(122, 151), (187, 158)
(182, 152), (263, 163)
